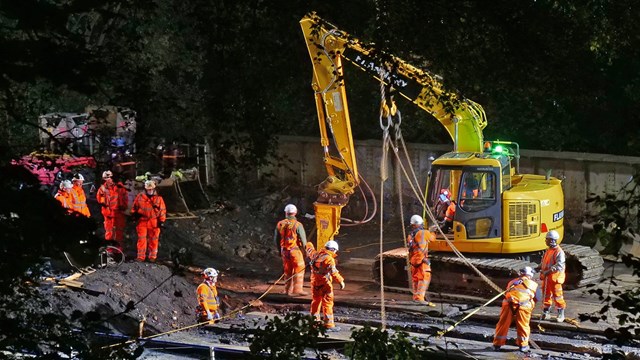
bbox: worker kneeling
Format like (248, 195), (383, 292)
(197, 267), (221, 323)
(493, 266), (541, 352)
(306, 240), (345, 331)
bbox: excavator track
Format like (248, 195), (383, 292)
(372, 244), (605, 298)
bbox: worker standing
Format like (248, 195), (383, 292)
(70, 174), (90, 217)
(113, 176), (129, 249)
(540, 230), (566, 322)
(493, 266), (540, 352)
(197, 267), (221, 323)
(96, 171), (119, 246)
(408, 215), (436, 306)
(55, 180), (74, 212)
(131, 180), (166, 262)
(274, 204), (307, 296)
(305, 240), (345, 331)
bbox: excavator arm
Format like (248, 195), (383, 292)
(300, 12), (487, 248)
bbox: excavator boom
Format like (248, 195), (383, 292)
(299, 12), (603, 294)
(301, 12), (488, 249)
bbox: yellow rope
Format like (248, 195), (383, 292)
(437, 288), (507, 338)
(102, 273), (287, 349)
(342, 240), (403, 252)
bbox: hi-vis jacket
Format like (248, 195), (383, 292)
(70, 184), (90, 216)
(503, 276), (539, 310)
(307, 247), (344, 287)
(55, 190), (72, 211)
(541, 246), (566, 284)
(197, 282), (219, 313)
(408, 227), (435, 270)
(275, 218), (305, 250)
(132, 192), (166, 226)
(97, 183), (119, 218)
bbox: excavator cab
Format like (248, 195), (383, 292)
(426, 153), (503, 248)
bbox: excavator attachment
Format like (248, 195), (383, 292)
(146, 169), (210, 216)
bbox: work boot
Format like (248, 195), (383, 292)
(519, 345), (530, 352)
(542, 308), (551, 320)
(557, 309), (565, 323)
(493, 345), (501, 351)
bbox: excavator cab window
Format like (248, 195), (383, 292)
(459, 171), (496, 212)
(427, 167), (456, 221)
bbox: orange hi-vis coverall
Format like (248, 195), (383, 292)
(541, 245), (566, 310)
(131, 191), (166, 261)
(444, 203), (455, 223)
(197, 281), (220, 322)
(408, 226), (435, 301)
(113, 182), (129, 245)
(70, 184), (90, 217)
(96, 182), (120, 242)
(274, 216), (307, 295)
(306, 243), (344, 329)
(55, 190), (73, 212)
(493, 275), (540, 349)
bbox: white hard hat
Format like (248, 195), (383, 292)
(144, 180), (156, 190)
(72, 173), (84, 182)
(203, 267), (218, 278)
(59, 180), (73, 190)
(284, 204), (297, 215)
(410, 215), (424, 225)
(546, 230), (560, 241)
(519, 266), (535, 278)
(102, 170), (113, 179)
(325, 240), (339, 252)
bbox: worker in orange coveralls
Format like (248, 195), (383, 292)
(113, 176), (130, 249)
(493, 266), (541, 353)
(131, 180), (166, 262)
(55, 180), (74, 212)
(408, 215), (436, 307)
(70, 174), (90, 217)
(305, 240), (345, 332)
(96, 171), (120, 247)
(540, 230), (566, 323)
(197, 267), (221, 323)
(440, 200), (456, 233)
(274, 204), (307, 296)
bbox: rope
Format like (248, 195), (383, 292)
(102, 272), (287, 350)
(378, 67), (390, 330)
(393, 121), (413, 302)
(343, 239), (403, 252)
(436, 288), (507, 338)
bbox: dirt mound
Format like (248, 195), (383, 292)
(49, 262), (198, 336)
(43, 188), (310, 338)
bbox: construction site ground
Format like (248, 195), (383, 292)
(41, 194), (640, 359)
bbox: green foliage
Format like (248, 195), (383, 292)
(582, 171), (640, 344)
(346, 325), (426, 360)
(246, 312), (329, 360)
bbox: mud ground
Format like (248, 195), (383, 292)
(38, 187), (640, 358)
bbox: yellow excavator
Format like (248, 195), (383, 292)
(300, 12), (604, 296)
